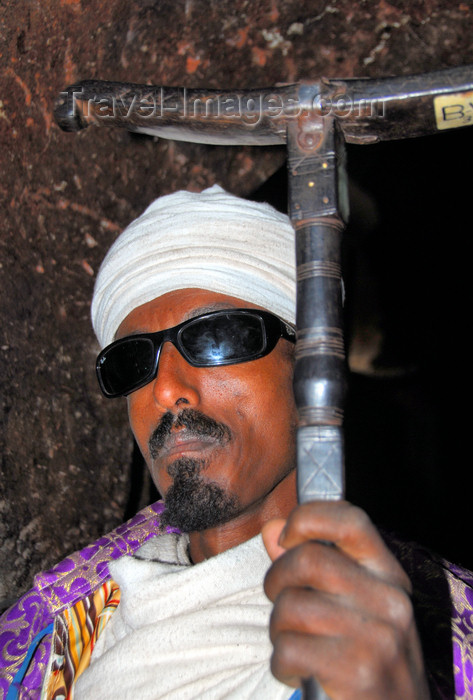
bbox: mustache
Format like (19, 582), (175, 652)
(148, 408), (232, 459)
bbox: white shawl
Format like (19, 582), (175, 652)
(74, 533), (293, 700)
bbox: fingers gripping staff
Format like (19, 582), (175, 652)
(55, 64), (473, 699)
(262, 502), (431, 700)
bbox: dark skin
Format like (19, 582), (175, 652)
(118, 287), (430, 699)
(262, 507), (430, 698)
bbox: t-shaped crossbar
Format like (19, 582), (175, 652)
(55, 64), (473, 699)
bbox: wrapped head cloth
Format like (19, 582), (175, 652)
(91, 185), (296, 348)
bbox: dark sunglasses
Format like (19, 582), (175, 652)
(96, 308), (296, 398)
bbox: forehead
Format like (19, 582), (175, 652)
(116, 288), (265, 338)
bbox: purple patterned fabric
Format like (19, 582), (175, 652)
(383, 533), (473, 699)
(449, 566), (473, 697)
(0, 501), (170, 698)
(0, 505), (472, 699)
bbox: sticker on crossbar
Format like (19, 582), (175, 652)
(434, 90), (473, 130)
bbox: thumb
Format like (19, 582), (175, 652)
(262, 518), (287, 562)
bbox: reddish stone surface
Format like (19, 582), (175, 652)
(1, 0), (472, 606)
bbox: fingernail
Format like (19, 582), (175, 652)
(278, 525), (287, 546)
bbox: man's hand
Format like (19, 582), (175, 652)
(262, 501), (430, 699)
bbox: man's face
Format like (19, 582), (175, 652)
(117, 288), (298, 535)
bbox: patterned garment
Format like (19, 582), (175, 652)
(0, 501), (170, 699)
(0, 501), (472, 699)
(43, 580), (121, 699)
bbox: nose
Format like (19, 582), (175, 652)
(151, 340), (201, 412)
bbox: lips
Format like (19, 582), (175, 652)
(156, 430), (220, 460)
(148, 408), (233, 462)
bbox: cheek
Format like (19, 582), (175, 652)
(232, 361), (297, 463)
(126, 390), (155, 464)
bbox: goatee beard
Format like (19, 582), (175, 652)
(161, 457), (239, 532)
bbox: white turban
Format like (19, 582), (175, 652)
(91, 185), (296, 348)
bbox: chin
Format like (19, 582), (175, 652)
(160, 457), (240, 532)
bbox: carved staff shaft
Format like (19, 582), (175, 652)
(287, 105), (348, 700)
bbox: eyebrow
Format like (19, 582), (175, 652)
(181, 301), (239, 322)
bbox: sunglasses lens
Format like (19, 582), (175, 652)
(98, 337), (156, 396)
(180, 313), (266, 365)
(96, 310), (290, 398)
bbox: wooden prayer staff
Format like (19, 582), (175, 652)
(55, 64), (473, 700)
